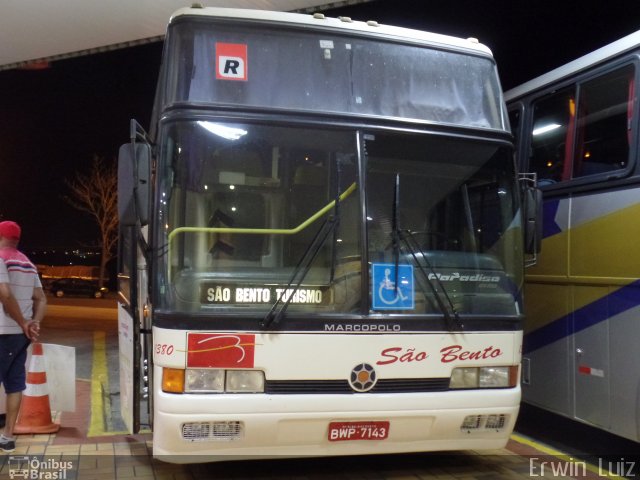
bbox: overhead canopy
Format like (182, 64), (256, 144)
(0, 0), (370, 70)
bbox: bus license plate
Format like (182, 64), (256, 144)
(328, 421), (389, 441)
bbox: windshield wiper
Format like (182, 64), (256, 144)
(261, 165), (344, 330)
(260, 214), (339, 330)
(390, 174), (463, 331)
(401, 230), (463, 330)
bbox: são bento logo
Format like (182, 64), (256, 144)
(216, 42), (247, 81)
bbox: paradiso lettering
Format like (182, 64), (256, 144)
(376, 345), (503, 365)
(203, 285), (325, 305)
(428, 272), (500, 283)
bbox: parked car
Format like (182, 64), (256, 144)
(49, 278), (108, 298)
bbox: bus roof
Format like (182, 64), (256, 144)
(169, 6), (494, 58)
(505, 29), (640, 102)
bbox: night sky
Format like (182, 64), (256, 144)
(1, 0), (638, 250)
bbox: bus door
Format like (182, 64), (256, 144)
(117, 136), (153, 434)
(117, 225), (146, 434)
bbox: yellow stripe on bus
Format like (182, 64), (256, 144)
(525, 200), (640, 333)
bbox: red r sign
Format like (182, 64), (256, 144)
(187, 333), (256, 368)
(216, 42), (248, 81)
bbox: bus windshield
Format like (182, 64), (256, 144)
(164, 21), (506, 130)
(156, 121), (522, 317)
(365, 133), (523, 316)
(157, 121), (361, 314)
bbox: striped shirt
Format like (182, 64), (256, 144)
(0, 247), (42, 334)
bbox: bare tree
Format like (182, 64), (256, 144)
(65, 155), (118, 289)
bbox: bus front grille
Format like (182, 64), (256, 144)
(182, 421), (243, 442)
(265, 378), (450, 394)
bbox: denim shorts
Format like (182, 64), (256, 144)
(0, 334), (30, 394)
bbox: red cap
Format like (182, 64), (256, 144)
(0, 221), (21, 240)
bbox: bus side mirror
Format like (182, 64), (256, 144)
(519, 173), (542, 258)
(118, 142), (151, 227)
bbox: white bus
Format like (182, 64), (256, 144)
(118, 6), (533, 462)
(506, 30), (640, 443)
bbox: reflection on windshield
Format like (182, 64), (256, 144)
(365, 133), (523, 316)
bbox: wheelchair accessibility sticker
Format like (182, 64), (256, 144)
(372, 263), (414, 310)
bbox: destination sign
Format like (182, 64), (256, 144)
(201, 284), (330, 305)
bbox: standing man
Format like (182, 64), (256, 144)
(0, 221), (46, 452)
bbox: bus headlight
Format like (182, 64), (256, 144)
(163, 368), (266, 393)
(226, 370), (265, 393)
(449, 367), (478, 388)
(479, 366), (510, 387)
(450, 366), (518, 389)
(184, 369), (225, 393)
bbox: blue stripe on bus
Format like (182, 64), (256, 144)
(523, 279), (640, 354)
(542, 199), (562, 239)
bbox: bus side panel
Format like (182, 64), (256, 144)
(572, 284), (610, 429)
(569, 188), (640, 279)
(609, 302), (640, 442)
(523, 196), (572, 416)
(570, 189), (640, 437)
(523, 281), (572, 415)
(523, 188), (640, 442)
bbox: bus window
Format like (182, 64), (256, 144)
(573, 65), (634, 178)
(529, 88), (576, 184)
(528, 65), (635, 186)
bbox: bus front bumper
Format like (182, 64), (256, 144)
(152, 387), (520, 463)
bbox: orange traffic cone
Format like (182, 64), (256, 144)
(14, 343), (60, 434)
